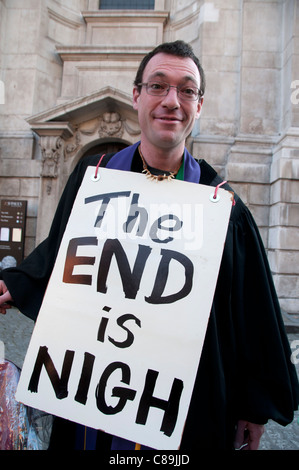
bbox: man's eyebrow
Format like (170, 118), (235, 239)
(148, 72), (166, 80)
(148, 71), (198, 86)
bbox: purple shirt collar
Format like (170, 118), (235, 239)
(106, 141), (200, 183)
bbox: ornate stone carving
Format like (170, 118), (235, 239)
(98, 112), (123, 138)
(40, 136), (64, 178)
(123, 119), (141, 136)
(79, 118), (100, 135)
(65, 131), (81, 158)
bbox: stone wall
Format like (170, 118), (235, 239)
(0, 0), (298, 314)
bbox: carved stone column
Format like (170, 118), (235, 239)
(36, 135), (65, 243)
(29, 123), (74, 244)
(40, 136), (62, 180)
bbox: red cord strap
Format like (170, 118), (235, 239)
(94, 154), (106, 179)
(212, 180), (236, 206)
(213, 180), (227, 200)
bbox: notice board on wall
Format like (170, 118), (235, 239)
(0, 199), (27, 269)
(16, 167), (233, 450)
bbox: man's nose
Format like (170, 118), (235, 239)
(161, 86), (180, 108)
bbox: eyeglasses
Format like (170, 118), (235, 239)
(138, 81), (202, 101)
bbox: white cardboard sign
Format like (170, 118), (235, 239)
(16, 167), (233, 450)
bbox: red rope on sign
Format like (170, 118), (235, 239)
(213, 180), (236, 206)
(213, 180), (227, 200)
(94, 154), (106, 179)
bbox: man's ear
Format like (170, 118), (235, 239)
(133, 86), (140, 111)
(195, 96), (204, 119)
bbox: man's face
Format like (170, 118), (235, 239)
(133, 53), (203, 153)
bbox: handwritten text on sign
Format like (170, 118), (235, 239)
(16, 167), (232, 449)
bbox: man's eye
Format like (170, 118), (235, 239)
(181, 87), (197, 96)
(149, 82), (166, 91)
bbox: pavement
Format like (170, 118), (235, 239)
(0, 307), (298, 451)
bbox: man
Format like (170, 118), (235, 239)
(0, 41), (298, 451)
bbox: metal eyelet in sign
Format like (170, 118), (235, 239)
(209, 193), (220, 203)
(91, 173), (101, 182)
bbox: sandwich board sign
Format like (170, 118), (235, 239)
(16, 167), (233, 450)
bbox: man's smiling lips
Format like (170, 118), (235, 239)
(153, 114), (183, 124)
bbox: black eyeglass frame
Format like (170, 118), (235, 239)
(137, 81), (203, 101)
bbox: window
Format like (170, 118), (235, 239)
(99, 0), (154, 9)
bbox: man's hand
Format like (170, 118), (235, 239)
(0, 280), (13, 314)
(234, 420), (265, 450)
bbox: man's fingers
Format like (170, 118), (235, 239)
(0, 302), (12, 314)
(0, 282), (13, 314)
(234, 420), (248, 450)
(0, 290), (11, 304)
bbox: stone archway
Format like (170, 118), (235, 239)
(27, 88), (140, 244)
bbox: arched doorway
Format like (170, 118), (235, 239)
(82, 141), (128, 159)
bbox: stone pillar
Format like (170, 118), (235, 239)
(37, 135), (65, 244)
(268, 0), (299, 315)
(224, 0), (284, 249)
(27, 121), (75, 244)
(269, 130), (299, 315)
(226, 136), (274, 247)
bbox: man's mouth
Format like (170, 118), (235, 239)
(155, 115), (182, 122)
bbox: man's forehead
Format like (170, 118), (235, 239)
(143, 52), (200, 85)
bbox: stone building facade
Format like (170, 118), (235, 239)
(0, 0), (298, 315)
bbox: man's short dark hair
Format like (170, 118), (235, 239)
(134, 40), (206, 97)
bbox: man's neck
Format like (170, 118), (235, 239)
(139, 141), (185, 172)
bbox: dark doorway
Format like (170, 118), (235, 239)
(82, 142), (128, 158)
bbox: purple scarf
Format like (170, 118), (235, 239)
(106, 141), (201, 183)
